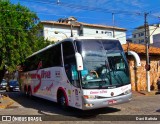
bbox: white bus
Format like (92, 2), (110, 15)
(20, 37), (132, 110)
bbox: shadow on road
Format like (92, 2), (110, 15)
(156, 109), (160, 113)
(6, 92), (121, 120)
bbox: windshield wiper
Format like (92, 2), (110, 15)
(113, 72), (124, 85)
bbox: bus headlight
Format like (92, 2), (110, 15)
(124, 89), (131, 95)
(83, 95), (97, 99)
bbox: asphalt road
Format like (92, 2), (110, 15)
(0, 92), (160, 123)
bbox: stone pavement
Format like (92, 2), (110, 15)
(0, 90), (159, 109)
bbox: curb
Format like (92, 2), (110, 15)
(133, 91), (160, 96)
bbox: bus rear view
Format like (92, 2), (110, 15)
(75, 38), (132, 110)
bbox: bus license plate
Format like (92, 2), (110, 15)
(108, 100), (117, 105)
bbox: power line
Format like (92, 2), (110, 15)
(0, 9), (144, 25)
(148, 7), (160, 13)
(15, 0), (160, 29)
(18, 0), (144, 16)
(6, 0), (160, 34)
(11, 0), (160, 23)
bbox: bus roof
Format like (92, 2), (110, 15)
(27, 36), (119, 59)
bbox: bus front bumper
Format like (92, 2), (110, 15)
(82, 93), (132, 110)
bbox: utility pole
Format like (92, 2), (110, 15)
(144, 12), (150, 92)
(112, 13), (115, 38)
(70, 24), (73, 37)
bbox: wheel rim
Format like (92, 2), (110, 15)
(59, 93), (67, 107)
(60, 95), (66, 106)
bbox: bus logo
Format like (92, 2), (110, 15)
(75, 89), (78, 95)
(55, 71), (61, 77)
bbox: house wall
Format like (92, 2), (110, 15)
(41, 23), (126, 44)
(80, 26), (126, 44)
(132, 28), (145, 44)
(82, 26), (113, 37)
(149, 25), (160, 44)
(115, 30), (126, 44)
(132, 25), (160, 44)
(128, 55), (160, 91)
(43, 24), (79, 42)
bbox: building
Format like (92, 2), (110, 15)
(132, 24), (160, 45)
(40, 17), (127, 44)
(123, 43), (160, 91)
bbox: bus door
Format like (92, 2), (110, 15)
(62, 42), (82, 109)
(64, 64), (82, 109)
(70, 65), (82, 109)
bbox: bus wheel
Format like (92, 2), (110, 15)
(58, 92), (67, 109)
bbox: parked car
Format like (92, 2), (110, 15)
(0, 79), (7, 90)
(6, 80), (20, 92)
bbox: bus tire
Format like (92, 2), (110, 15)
(58, 92), (67, 109)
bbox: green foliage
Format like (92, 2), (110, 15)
(0, 0), (50, 72)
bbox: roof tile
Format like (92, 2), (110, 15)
(122, 43), (160, 55)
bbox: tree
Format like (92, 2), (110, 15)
(0, 0), (50, 82)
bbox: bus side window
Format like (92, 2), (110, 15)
(71, 65), (77, 80)
(71, 65), (79, 86)
(52, 44), (62, 67)
(62, 41), (80, 88)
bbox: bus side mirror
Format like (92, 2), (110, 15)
(128, 51), (141, 67)
(75, 52), (83, 71)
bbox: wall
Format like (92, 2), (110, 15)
(149, 25), (160, 44)
(43, 24), (79, 42)
(82, 26), (126, 44)
(115, 30), (126, 44)
(42, 23), (126, 44)
(132, 25), (160, 44)
(128, 55), (160, 91)
(82, 26), (113, 37)
(132, 28), (145, 44)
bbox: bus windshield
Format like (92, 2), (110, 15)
(76, 39), (130, 89)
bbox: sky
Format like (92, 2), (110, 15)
(10, 0), (160, 38)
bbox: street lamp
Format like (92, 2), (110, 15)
(54, 31), (68, 38)
(67, 17), (77, 37)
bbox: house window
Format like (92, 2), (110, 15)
(141, 39), (144, 43)
(108, 32), (112, 36)
(141, 33), (144, 36)
(133, 34), (136, 38)
(105, 31), (112, 36)
(101, 31), (104, 34)
(96, 31), (98, 33)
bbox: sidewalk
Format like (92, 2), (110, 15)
(132, 90), (160, 97)
(0, 93), (14, 109)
